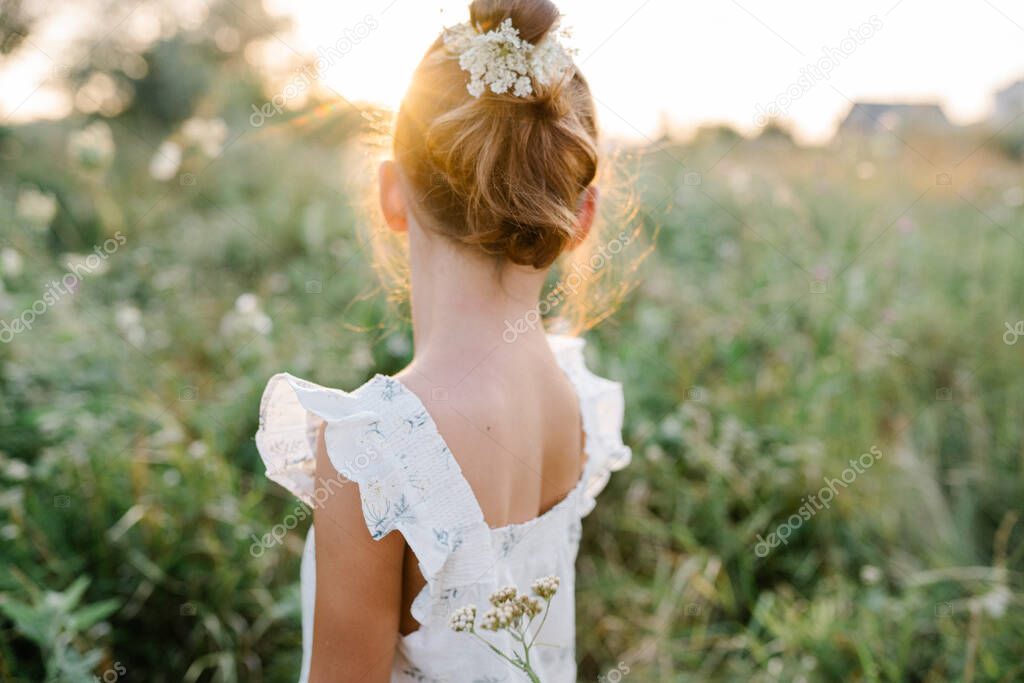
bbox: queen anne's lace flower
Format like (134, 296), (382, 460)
(478, 609), (500, 631)
(531, 574), (560, 599)
(480, 602), (517, 630)
(443, 17), (576, 99)
(448, 604), (476, 632)
(447, 574), (563, 678)
(517, 594), (543, 618)
(489, 585), (518, 606)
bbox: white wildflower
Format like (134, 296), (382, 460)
(978, 585), (1011, 619)
(235, 292), (260, 315)
(67, 121), (115, 174)
(1, 248), (24, 278)
(517, 594), (543, 618)
(478, 608), (500, 631)
(859, 565), (882, 585)
(385, 333), (410, 358)
(479, 603), (516, 630)
(3, 459), (30, 481)
(182, 117), (228, 157)
(115, 304), (145, 347)
(15, 188), (58, 230)
(220, 293), (272, 337)
(489, 585), (518, 606)
(528, 24), (576, 87)
(115, 304), (141, 329)
(513, 75), (531, 98)
(443, 17), (575, 99)
(531, 574), (560, 600)
(149, 141), (182, 181)
(450, 574), (560, 680)
(448, 604), (476, 632)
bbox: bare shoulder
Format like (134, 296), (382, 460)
(395, 364), (511, 460)
(395, 361), (524, 518)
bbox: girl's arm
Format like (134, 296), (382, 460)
(308, 423), (405, 682)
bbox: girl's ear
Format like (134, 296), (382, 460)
(378, 160), (409, 234)
(572, 186), (599, 247)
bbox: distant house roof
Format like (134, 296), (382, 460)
(838, 102), (952, 135)
(994, 79), (1024, 123)
(995, 79), (1024, 99)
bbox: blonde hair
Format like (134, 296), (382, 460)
(394, 0), (598, 269)
(361, 0), (646, 333)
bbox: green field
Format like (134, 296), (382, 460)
(2, 5), (1024, 681)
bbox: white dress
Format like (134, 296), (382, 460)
(255, 335), (630, 682)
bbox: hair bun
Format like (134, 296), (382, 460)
(469, 0), (560, 45)
(494, 213), (574, 269)
(393, 0), (599, 270)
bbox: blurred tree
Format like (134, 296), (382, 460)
(756, 116), (796, 145)
(693, 123), (743, 147)
(0, 0), (35, 55)
(63, 0), (290, 128)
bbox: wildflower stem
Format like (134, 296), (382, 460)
(527, 597), (553, 648)
(530, 639), (560, 648)
(471, 629), (541, 681)
(471, 631), (521, 669)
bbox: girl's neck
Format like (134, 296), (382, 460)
(406, 221), (550, 369)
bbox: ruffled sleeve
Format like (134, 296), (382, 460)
(255, 372), (495, 605)
(255, 373), (380, 505)
(548, 335), (632, 517)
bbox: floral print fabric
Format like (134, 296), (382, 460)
(255, 334), (630, 681)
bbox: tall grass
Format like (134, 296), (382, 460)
(0, 115), (1021, 681)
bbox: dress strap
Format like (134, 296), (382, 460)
(255, 372), (496, 614)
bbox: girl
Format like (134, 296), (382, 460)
(256, 0), (631, 679)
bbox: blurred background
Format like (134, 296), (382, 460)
(1, 0), (1023, 681)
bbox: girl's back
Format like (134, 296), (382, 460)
(254, 0), (633, 679)
(397, 334), (585, 531)
(257, 335), (629, 680)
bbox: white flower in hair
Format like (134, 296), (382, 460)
(443, 17), (576, 98)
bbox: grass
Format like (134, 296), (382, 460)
(0, 111), (1022, 682)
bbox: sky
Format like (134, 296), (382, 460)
(3, 0), (1024, 143)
